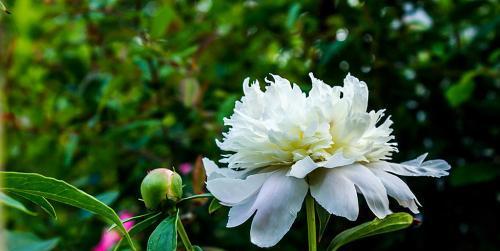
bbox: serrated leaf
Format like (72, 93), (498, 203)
(9, 190), (57, 219)
(6, 231), (60, 251)
(0, 192), (37, 216)
(208, 198), (223, 214)
(327, 212), (413, 251)
(0, 171), (136, 251)
(147, 212), (178, 251)
(316, 204), (331, 241)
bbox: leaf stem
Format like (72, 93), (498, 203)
(177, 217), (193, 251)
(176, 193), (213, 204)
(306, 193), (317, 251)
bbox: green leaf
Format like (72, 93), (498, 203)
(216, 95), (238, 124)
(150, 6), (175, 38)
(107, 211), (158, 232)
(113, 212), (164, 251)
(316, 204), (331, 241)
(319, 40), (349, 65)
(0, 0), (11, 14)
(9, 190), (57, 219)
(192, 245), (203, 251)
(286, 3), (301, 29)
(208, 198), (223, 214)
(6, 231), (60, 251)
(63, 133), (79, 167)
(327, 212), (414, 251)
(147, 212), (178, 251)
(128, 212), (163, 235)
(0, 192), (37, 216)
(0, 172), (136, 251)
(81, 190), (120, 219)
(445, 71), (476, 107)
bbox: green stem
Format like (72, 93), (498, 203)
(177, 217), (193, 251)
(306, 193), (317, 251)
(176, 193), (213, 204)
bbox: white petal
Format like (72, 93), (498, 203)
(342, 113), (371, 142)
(370, 168), (420, 213)
(206, 171), (274, 205)
(287, 156), (318, 178)
(227, 193), (258, 228)
(322, 164), (391, 219)
(250, 170), (308, 247)
(400, 153), (428, 166)
(309, 168), (359, 221)
(202, 157), (246, 179)
(203, 157), (220, 177)
(370, 154), (451, 177)
(321, 151), (355, 168)
(343, 73), (368, 113)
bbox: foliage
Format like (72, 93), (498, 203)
(0, 171), (136, 250)
(5, 231), (59, 251)
(327, 213), (413, 251)
(147, 213), (178, 251)
(0, 192), (37, 216)
(1, 0), (498, 250)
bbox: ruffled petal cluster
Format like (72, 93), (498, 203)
(204, 73), (450, 247)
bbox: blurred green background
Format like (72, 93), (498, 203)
(0, 0), (499, 250)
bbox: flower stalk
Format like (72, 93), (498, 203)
(177, 217), (193, 251)
(306, 193), (317, 251)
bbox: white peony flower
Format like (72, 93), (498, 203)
(203, 73), (451, 247)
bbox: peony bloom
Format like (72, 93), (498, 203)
(203, 73), (450, 247)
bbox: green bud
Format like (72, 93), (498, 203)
(140, 168), (183, 210)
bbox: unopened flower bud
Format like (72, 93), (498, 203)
(140, 168), (183, 210)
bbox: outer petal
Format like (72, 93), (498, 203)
(370, 168), (420, 213)
(250, 170), (308, 247)
(287, 156), (318, 178)
(309, 168), (359, 221)
(203, 157), (247, 179)
(369, 153), (451, 177)
(312, 164), (391, 219)
(345, 164), (392, 218)
(206, 171), (274, 206)
(227, 193), (258, 228)
(203, 157), (222, 178)
(321, 151), (355, 168)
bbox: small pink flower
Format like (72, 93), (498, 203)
(93, 211), (135, 251)
(179, 162), (193, 175)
